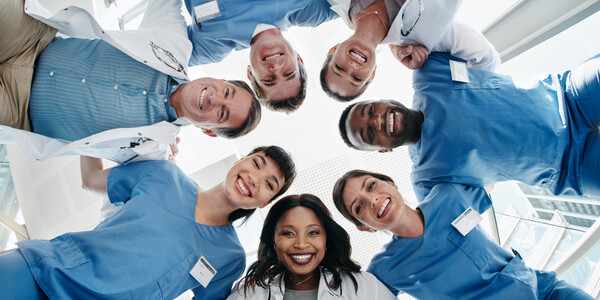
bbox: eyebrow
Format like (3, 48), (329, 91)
(349, 177), (368, 215)
(258, 155), (280, 189)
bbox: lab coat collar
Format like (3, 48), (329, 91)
(267, 267), (345, 299)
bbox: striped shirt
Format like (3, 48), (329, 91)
(29, 37), (186, 141)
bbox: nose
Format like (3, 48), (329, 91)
(293, 235), (308, 249)
(370, 112), (384, 130)
(268, 60), (284, 72)
(348, 60), (359, 69)
(247, 174), (257, 188)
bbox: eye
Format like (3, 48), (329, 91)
(367, 128), (374, 144)
(308, 230), (320, 236)
(335, 64), (344, 71)
(225, 87), (230, 98)
(266, 181), (274, 191)
(368, 104), (374, 116)
(353, 75), (362, 82)
(368, 181), (375, 192)
(252, 159), (259, 169)
(355, 202), (363, 214)
(219, 107), (225, 122)
(281, 231), (294, 237)
(264, 78), (274, 83)
(284, 71), (294, 77)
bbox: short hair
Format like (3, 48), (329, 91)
(320, 54), (372, 102)
(250, 62), (307, 113)
(211, 80), (261, 138)
(332, 169), (395, 227)
(228, 145), (297, 223)
(241, 194), (361, 296)
(338, 102), (361, 150)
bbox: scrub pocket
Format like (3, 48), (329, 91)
(51, 234), (88, 269)
(447, 229), (488, 270)
(498, 253), (537, 289)
(158, 252), (199, 298)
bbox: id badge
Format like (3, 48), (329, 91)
(451, 207), (482, 236)
(450, 60), (470, 83)
(194, 1), (221, 24)
(189, 256), (217, 288)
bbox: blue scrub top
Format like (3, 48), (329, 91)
(17, 160), (245, 299)
(184, 0), (339, 65)
(367, 183), (556, 299)
(409, 52), (585, 200)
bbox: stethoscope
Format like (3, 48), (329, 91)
(400, 0), (424, 36)
(149, 40), (188, 77)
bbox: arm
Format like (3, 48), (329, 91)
(432, 20), (501, 71)
(80, 156), (111, 196)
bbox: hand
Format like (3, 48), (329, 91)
(168, 136), (180, 163)
(389, 44), (429, 69)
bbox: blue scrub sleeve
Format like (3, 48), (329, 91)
(287, 0), (339, 26)
(191, 258), (245, 300)
(451, 184), (492, 215)
(186, 27), (235, 66)
(107, 160), (167, 204)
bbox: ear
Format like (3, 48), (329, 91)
(378, 148), (393, 153)
(201, 128), (217, 137)
(371, 66), (377, 80)
(259, 200), (272, 209)
(356, 225), (376, 233)
(296, 53), (304, 64)
(246, 65), (253, 81)
(328, 44), (339, 55)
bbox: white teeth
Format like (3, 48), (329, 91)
(350, 50), (366, 63)
(264, 53), (282, 61)
(378, 199), (390, 218)
(237, 178), (249, 196)
(199, 89), (206, 110)
(291, 254), (312, 262)
(388, 113), (395, 133)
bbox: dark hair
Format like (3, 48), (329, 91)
(338, 102), (361, 150)
(332, 170), (394, 227)
(211, 80), (261, 138)
(228, 146), (297, 223)
(250, 62), (307, 113)
(320, 54), (372, 102)
(242, 194), (361, 295)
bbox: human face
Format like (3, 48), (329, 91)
(274, 207), (327, 278)
(176, 78), (253, 131)
(224, 151), (285, 209)
(249, 30), (302, 101)
(325, 39), (376, 97)
(341, 175), (405, 232)
(346, 100), (419, 151)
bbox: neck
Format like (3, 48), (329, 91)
(194, 183), (235, 226)
(284, 270), (320, 291)
(391, 207), (424, 238)
(251, 27), (282, 45)
(350, 0), (390, 45)
(169, 84), (184, 117)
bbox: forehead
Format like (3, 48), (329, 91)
(325, 62), (363, 97)
(345, 103), (381, 151)
(341, 175), (369, 206)
(261, 76), (301, 101)
(277, 207), (322, 227)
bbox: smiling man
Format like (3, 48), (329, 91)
(339, 51), (600, 199)
(184, 0), (338, 112)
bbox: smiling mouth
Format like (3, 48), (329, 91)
(199, 88), (207, 110)
(237, 177), (251, 197)
(378, 198), (391, 218)
(290, 253), (314, 265)
(350, 49), (367, 63)
(263, 53), (283, 61)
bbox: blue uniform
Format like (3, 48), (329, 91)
(367, 183), (592, 300)
(409, 52), (600, 199)
(184, 0), (339, 65)
(15, 161), (245, 299)
(29, 37), (185, 141)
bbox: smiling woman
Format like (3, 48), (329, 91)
(227, 193), (396, 300)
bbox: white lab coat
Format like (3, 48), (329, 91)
(328, 0), (501, 70)
(226, 269), (397, 300)
(4, 0), (193, 163)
